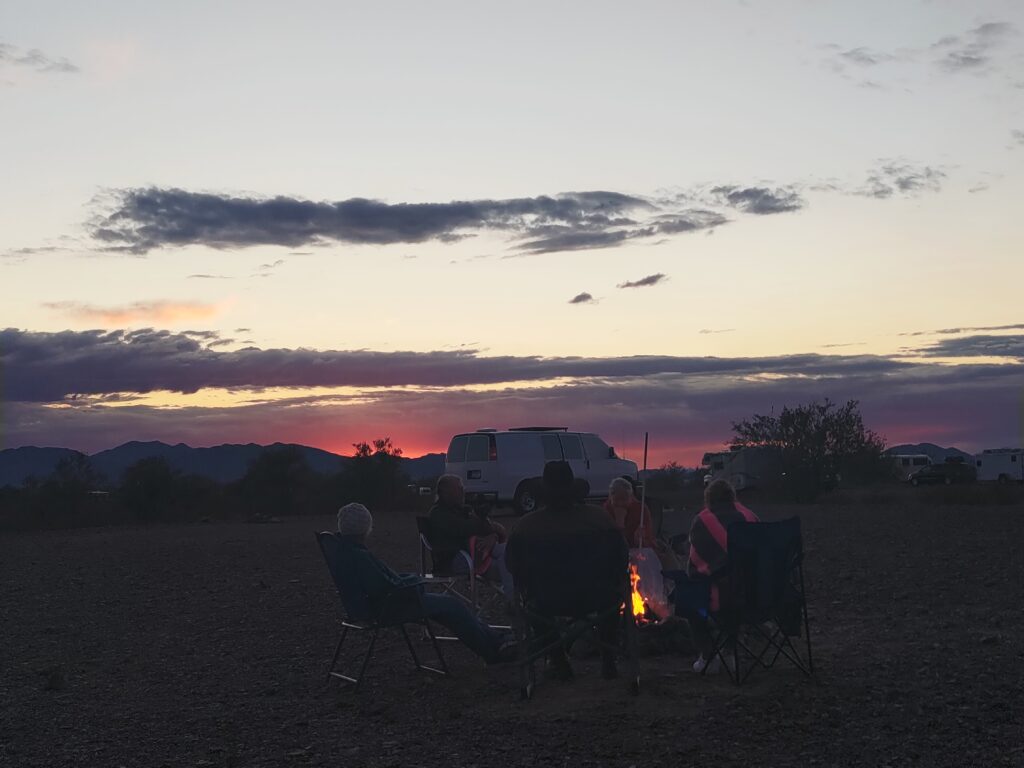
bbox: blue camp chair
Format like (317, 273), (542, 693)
(315, 532), (448, 691)
(708, 517), (814, 684)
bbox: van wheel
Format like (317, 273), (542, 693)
(944, 477), (952, 485)
(514, 482), (541, 515)
(998, 474), (1009, 485)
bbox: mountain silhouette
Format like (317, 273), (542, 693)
(0, 442), (446, 488)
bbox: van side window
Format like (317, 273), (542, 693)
(581, 434), (610, 461)
(466, 435), (490, 462)
(913, 457), (928, 466)
(560, 434), (583, 461)
(446, 435), (468, 463)
(541, 434), (562, 461)
(1013, 455), (1018, 463)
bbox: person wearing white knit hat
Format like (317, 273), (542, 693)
(332, 501), (515, 664)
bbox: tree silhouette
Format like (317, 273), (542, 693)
(731, 399), (887, 499)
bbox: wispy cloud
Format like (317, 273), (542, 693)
(618, 273), (667, 289)
(1012, 129), (1024, 147)
(900, 323), (1024, 337)
(858, 160), (946, 199)
(187, 273), (231, 280)
(569, 292), (595, 305)
(0, 42), (79, 73)
(710, 186), (804, 215)
(42, 300), (223, 326)
(823, 22), (1017, 81)
(699, 328), (735, 335)
(933, 22), (1015, 73)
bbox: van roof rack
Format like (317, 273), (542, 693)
(475, 428), (498, 432)
(508, 426), (568, 432)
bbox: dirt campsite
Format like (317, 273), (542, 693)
(3, 487), (1022, 768)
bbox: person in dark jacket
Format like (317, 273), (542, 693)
(506, 461), (628, 681)
(428, 475), (513, 596)
(332, 503), (513, 664)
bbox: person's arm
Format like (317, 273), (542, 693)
(356, 549), (408, 603)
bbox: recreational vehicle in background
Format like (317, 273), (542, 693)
(887, 453), (932, 481)
(974, 448), (1024, 484)
(701, 446), (783, 491)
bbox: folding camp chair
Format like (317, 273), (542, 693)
(315, 532), (448, 691)
(705, 517), (815, 685)
(415, 516), (506, 617)
(514, 580), (640, 700)
(511, 527), (639, 700)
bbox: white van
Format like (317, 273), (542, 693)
(444, 427), (638, 513)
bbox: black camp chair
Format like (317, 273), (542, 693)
(415, 516), (506, 618)
(706, 517), (815, 684)
(315, 532), (448, 691)
(511, 527), (639, 699)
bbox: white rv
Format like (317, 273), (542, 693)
(444, 427), (638, 513)
(702, 446), (783, 491)
(974, 448), (1024, 483)
(888, 453), (932, 481)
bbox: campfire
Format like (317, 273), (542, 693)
(629, 562), (663, 624)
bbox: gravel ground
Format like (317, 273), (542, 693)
(3, 492), (1023, 767)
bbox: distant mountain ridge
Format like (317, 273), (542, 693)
(0, 442), (446, 488)
(886, 443), (974, 463)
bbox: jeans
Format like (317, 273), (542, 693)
(420, 593), (500, 662)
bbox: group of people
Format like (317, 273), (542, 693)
(331, 461), (757, 676)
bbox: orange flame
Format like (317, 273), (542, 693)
(629, 563), (648, 621)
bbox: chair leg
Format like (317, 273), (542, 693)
(799, 563), (815, 678)
(353, 629), (378, 692)
(400, 624), (423, 670)
(422, 620), (449, 676)
(327, 626), (348, 680)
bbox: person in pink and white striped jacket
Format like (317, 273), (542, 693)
(684, 479), (759, 673)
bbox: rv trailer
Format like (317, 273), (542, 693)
(974, 448), (1024, 484)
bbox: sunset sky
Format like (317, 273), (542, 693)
(3, 0), (1023, 465)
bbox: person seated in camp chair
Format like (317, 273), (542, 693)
(428, 474), (514, 597)
(678, 479), (758, 674)
(603, 477), (681, 571)
(506, 461), (629, 681)
(335, 503), (515, 665)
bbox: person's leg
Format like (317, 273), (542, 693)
(420, 593), (500, 662)
(486, 542), (515, 597)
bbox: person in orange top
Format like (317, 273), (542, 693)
(603, 476), (654, 547)
(602, 477), (681, 570)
